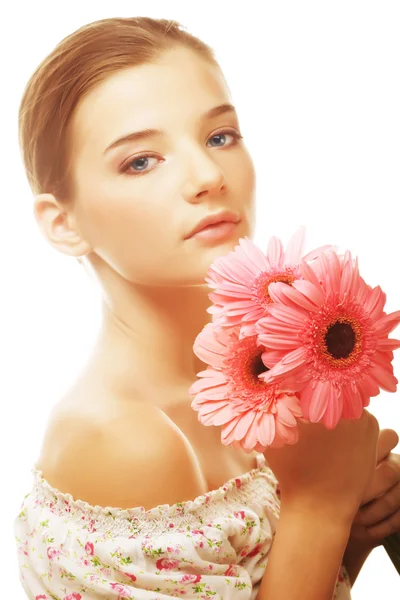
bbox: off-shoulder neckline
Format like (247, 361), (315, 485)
(31, 453), (277, 521)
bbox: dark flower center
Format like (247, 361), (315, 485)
(233, 336), (271, 392)
(252, 353), (269, 377)
(324, 321), (356, 359)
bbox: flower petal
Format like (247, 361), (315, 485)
(257, 333), (299, 351)
(356, 381), (372, 408)
(298, 382), (314, 420)
(193, 344), (225, 367)
(197, 399), (231, 415)
(348, 256), (362, 299)
(269, 282), (320, 312)
(209, 255), (255, 284)
(369, 364), (398, 393)
(232, 410), (258, 440)
(339, 251), (354, 298)
(241, 411), (261, 450)
(280, 346), (308, 367)
(303, 244), (333, 262)
(189, 373), (228, 395)
(225, 301), (259, 315)
(281, 393), (303, 416)
(378, 338), (400, 351)
(357, 373), (381, 398)
(260, 350), (286, 369)
(305, 380), (331, 423)
(374, 310), (400, 336)
(364, 286), (387, 321)
(292, 280), (325, 306)
(266, 236), (284, 265)
(299, 258), (324, 289)
(263, 303), (309, 328)
(276, 400), (298, 427)
(196, 389), (231, 401)
(283, 226), (305, 265)
(321, 384), (343, 429)
(321, 250), (342, 295)
(280, 421), (300, 445)
(221, 415), (243, 443)
(239, 237), (270, 271)
(207, 286), (253, 298)
(206, 403), (237, 426)
(341, 384), (363, 419)
(258, 412), (276, 447)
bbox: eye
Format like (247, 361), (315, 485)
(121, 129), (243, 176)
(207, 129), (243, 148)
(121, 154), (160, 176)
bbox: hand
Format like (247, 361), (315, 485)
(348, 428), (400, 550)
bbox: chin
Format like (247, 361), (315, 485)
(175, 221), (253, 285)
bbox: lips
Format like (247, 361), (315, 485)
(185, 210), (240, 239)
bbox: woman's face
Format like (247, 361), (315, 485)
(68, 46), (256, 286)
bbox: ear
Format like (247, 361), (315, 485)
(33, 193), (92, 259)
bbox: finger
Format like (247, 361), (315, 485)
(355, 480), (400, 527)
(377, 429), (400, 464)
(348, 522), (378, 549)
(366, 508), (400, 542)
(360, 453), (400, 505)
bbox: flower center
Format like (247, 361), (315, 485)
(324, 321), (356, 359)
(264, 274), (295, 301)
(320, 316), (363, 367)
(252, 353), (269, 377)
(240, 349), (269, 387)
(223, 334), (281, 412)
(228, 336), (270, 390)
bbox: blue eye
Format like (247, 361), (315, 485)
(121, 129), (243, 176)
(209, 133), (227, 147)
(207, 130), (243, 147)
(130, 157), (149, 170)
(122, 154), (159, 176)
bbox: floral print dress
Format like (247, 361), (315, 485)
(14, 453), (351, 599)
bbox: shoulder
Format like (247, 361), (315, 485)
(37, 398), (207, 510)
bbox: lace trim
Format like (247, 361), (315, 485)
(26, 454), (280, 536)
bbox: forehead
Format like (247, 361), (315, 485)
(69, 47), (230, 155)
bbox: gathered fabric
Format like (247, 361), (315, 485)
(14, 453), (351, 599)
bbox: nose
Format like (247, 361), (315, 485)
(182, 148), (227, 203)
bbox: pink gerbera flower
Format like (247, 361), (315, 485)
(257, 248), (400, 429)
(205, 227), (331, 338)
(189, 323), (303, 450)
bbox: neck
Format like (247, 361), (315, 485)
(87, 278), (212, 402)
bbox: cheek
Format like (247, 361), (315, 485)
(86, 199), (157, 244)
(234, 153), (256, 232)
(240, 153), (256, 198)
(80, 194), (176, 281)
(229, 148), (256, 200)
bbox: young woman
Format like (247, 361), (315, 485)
(14, 16), (398, 600)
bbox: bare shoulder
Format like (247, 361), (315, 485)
(37, 398), (207, 510)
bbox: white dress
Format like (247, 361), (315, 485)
(14, 453), (351, 599)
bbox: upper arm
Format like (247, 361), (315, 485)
(40, 403), (207, 510)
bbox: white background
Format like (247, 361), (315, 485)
(1, 1), (399, 598)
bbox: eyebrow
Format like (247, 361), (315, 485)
(103, 103), (237, 154)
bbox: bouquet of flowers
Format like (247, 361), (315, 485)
(189, 227), (400, 573)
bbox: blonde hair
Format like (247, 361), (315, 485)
(18, 16), (219, 204)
